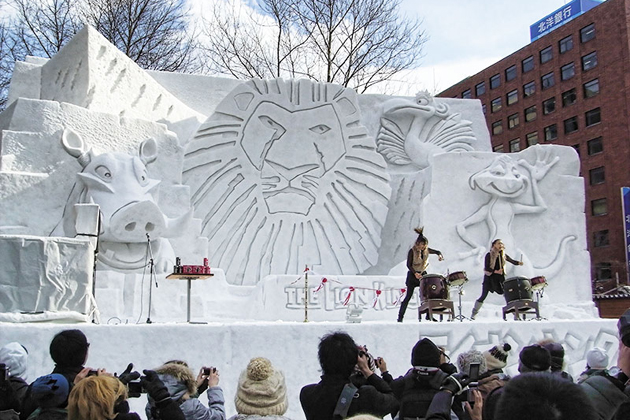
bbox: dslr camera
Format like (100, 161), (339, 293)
(203, 367), (217, 375)
(127, 380), (146, 396)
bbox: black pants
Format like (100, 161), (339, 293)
(398, 270), (423, 320)
(476, 274), (504, 303)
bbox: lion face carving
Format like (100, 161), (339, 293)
(241, 102), (346, 215)
(183, 78), (391, 284)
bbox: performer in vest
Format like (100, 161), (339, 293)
(471, 239), (523, 320)
(397, 227), (444, 323)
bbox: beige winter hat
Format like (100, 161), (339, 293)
(234, 357), (288, 416)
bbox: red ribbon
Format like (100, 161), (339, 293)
(372, 289), (382, 308)
(343, 287), (355, 305)
(314, 277), (328, 292)
(393, 288), (406, 306)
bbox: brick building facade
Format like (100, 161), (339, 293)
(439, 0), (630, 291)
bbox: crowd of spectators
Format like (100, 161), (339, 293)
(2, 310), (630, 420)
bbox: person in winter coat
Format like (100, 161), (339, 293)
(577, 347), (609, 384)
(229, 357), (290, 420)
(20, 330), (90, 420)
(26, 374), (69, 420)
(381, 338), (457, 420)
(0, 342), (29, 417)
(300, 331), (398, 420)
(538, 340), (574, 382)
(476, 343), (511, 400)
(146, 361), (225, 420)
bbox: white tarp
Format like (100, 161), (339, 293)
(0, 235), (95, 315)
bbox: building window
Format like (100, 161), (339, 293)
(509, 138), (520, 152)
(573, 144), (580, 156)
(591, 198), (607, 216)
(582, 52), (598, 71)
(562, 88), (577, 107)
(564, 116), (578, 134)
(526, 132), (539, 146)
(540, 46), (553, 64)
(507, 89), (518, 105)
(490, 74), (501, 89)
(523, 81), (536, 97)
(525, 105), (537, 122)
(561, 62), (575, 81)
(492, 120), (503, 135)
(589, 166), (605, 185)
(580, 23), (596, 43)
(522, 56), (534, 73)
(475, 81), (486, 96)
(491, 97), (502, 113)
(544, 124), (557, 141)
(587, 137), (603, 155)
(543, 97), (556, 115)
(595, 263), (612, 280)
(505, 65), (517, 82)
(541, 72), (555, 89)
(593, 230), (609, 248)
(583, 79), (600, 98)
(585, 108), (601, 127)
(462, 89), (472, 99)
(508, 113), (519, 129)
(559, 35), (573, 54)
(493, 144), (504, 153)
(482, 104), (487, 114)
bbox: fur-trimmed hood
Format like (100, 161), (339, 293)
(153, 362), (197, 401)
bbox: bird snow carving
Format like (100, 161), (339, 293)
(376, 91), (476, 169)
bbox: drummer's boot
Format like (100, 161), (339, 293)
(471, 300), (483, 320)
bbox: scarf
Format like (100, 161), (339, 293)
(489, 249), (505, 272)
(412, 245), (429, 273)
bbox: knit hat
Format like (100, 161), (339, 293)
(586, 347), (609, 369)
(457, 350), (488, 376)
(49, 329), (88, 367)
(411, 338), (441, 368)
(31, 374), (69, 409)
(519, 344), (551, 372)
(234, 358), (288, 416)
(618, 308), (630, 347)
(0, 342), (28, 379)
(541, 342), (565, 372)
(484, 343), (511, 370)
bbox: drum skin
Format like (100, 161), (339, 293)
(530, 276), (547, 291)
(503, 276), (532, 303)
(447, 271), (468, 287)
(420, 274), (448, 301)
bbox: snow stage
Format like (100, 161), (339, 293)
(0, 26), (620, 420)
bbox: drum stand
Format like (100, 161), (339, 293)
(532, 289), (547, 321)
(453, 285), (470, 322)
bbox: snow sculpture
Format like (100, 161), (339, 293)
(420, 145), (592, 311)
(52, 128), (190, 273)
(376, 91), (477, 169)
(370, 91), (489, 272)
(457, 147), (576, 275)
(183, 78), (391, 284)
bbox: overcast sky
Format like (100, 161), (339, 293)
(394, 0), (595, 95)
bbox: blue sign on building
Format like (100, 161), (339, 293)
(622, 187), (630, 281)
(530, 0), (604, 41)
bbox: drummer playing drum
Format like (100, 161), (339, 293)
(471, 239), (523, 320)
(397, 227), (444, 322)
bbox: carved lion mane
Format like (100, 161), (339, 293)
(183, 79), (391, 284)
